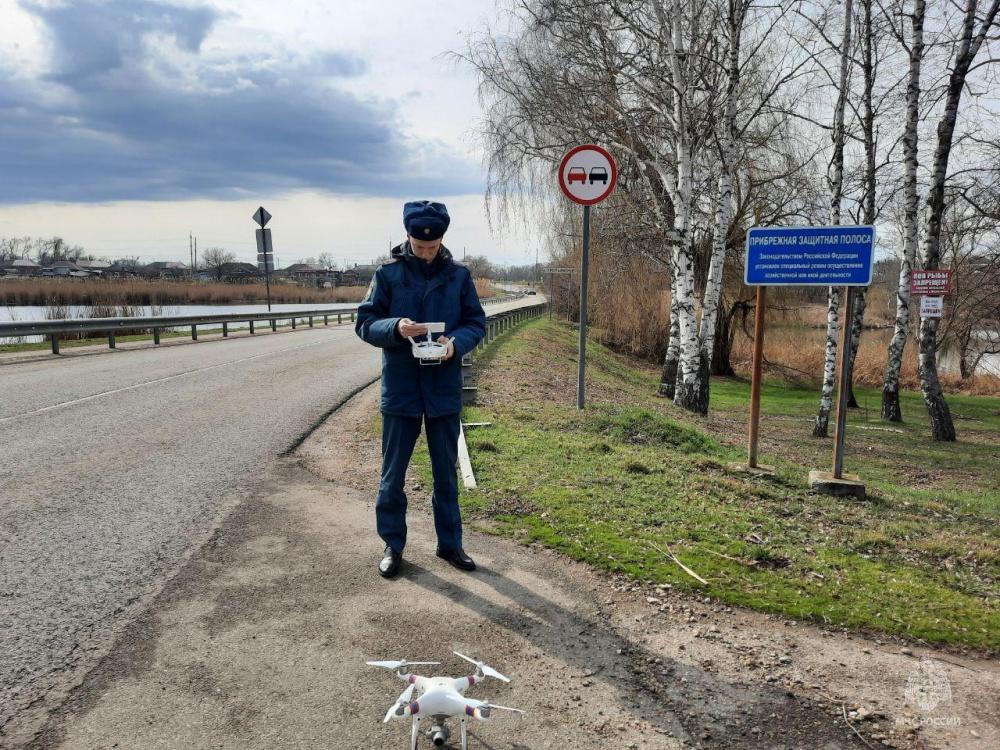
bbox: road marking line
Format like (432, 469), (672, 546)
(0, 337), (343, 423)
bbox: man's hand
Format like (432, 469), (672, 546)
(437, 336), (455, 361)
(397, 318), (429, 338)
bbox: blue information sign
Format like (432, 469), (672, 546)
(745, 226), (874, 286)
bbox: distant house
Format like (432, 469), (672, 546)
(105, 262), (142, 278)
(281, 262), (327, 278)
(141, 261), (190, 279)
(215, 262), (261, 283)
(351, 264), (378, 285)
(76, 260), (113, 276)
(337, 269), (361, 286)
(0, 257), (43, 277)
(50, 260), (93, 278)
(280, 263), (338, 287)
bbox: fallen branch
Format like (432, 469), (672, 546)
(702, 547), (758, 567)
(841, 703), (877, 750)
(648, 542), (709, 585)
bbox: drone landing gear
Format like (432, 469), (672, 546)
(460, 717), (468, 750)
(410, 717), (420, 750)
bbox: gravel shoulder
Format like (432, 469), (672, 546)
(16, 384), (997, 749)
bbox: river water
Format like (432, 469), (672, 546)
(1, 303), (360, 345)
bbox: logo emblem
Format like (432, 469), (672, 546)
(904, 657), (952, 712)
(424, 228), (431, 235)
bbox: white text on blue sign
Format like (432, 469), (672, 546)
(744, 226), (874, 286)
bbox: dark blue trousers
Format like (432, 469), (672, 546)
(377, 411), (462, 555)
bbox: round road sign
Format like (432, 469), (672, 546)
(558, 144), (618, 206)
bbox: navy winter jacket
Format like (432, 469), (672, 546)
(355, 242), (487, 417)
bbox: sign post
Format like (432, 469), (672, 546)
(253, 206), (273, 312)
(558, 144), (617, 409)
(744, 225), (874, 496)
(747, 285), (767, 469)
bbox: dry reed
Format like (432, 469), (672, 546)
(1, 278), (367, 307)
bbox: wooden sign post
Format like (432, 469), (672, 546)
(743, 226), (875, 495)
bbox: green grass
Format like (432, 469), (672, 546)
(411, 317), (1000, 651)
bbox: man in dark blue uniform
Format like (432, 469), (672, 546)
(355, 201), (487, 578)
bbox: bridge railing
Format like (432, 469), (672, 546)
(0, 293), (544, 355)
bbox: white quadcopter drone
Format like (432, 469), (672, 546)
(368, 651), (524, 749)
(408, 322), (454, 366)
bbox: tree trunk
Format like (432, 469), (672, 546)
(659, 293), (681, 398)
(848, 0), (876, 410)
(918, 316), (956, 440)
(674, 0), (742, 416)
(846, 288), (867, 407)
(813, 0), (852, 438)
(712, 301), (738, 377)
(813, 286), (841, 436)
(882, 0), (924, 422)
(915, 0), (998, 440)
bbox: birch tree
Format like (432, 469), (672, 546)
(813, 0), (855, 438)
(917, 0), (999, 441)
(881, 0), (925, 422)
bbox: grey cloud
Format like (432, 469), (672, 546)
(1, 0), (480, 204)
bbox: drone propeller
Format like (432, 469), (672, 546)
(482, 703), (525, 714)
(453, 651), (511, 683)
(383, 684), (416, 723)
(367, 659), (440, 671)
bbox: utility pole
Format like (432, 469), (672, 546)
(189, 233), (193, 269)
(193, 237), (198, 273)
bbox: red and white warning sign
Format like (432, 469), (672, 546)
(558, 144), (618, 206)
(910, 269), (952, 296)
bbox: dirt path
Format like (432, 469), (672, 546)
(21, 386), (997, 750)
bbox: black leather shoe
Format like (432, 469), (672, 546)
(436, 547), (476, 572)
(379, 546), (402, 578)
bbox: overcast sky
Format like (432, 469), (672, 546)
(0, 0), (538, 266)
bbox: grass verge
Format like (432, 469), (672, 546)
(414, 317), (999, 652)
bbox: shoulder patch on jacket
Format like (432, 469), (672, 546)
(380, 257), (398, 265)
(363, 276), (377, 302)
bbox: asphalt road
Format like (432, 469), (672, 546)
(0, 298), (541, 745)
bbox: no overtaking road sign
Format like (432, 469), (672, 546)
(557, 144), (618, 411)
(558, 145), (618, 206)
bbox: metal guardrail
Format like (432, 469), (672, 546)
(479, 300), (547, 341)
(460, 300), (547, 407)
(0, 293), (546, 355)
(0, 306), (361, 354)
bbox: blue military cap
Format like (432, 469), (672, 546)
(403, 200), (450, 241)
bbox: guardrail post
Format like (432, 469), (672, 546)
(108, 333), (116, 349)
(337, 313), (342, 324)
(249, 320), (255, 335)
(309, 316), (314, 328)
(324, 315), (328, 326)
(271, 319), (277, 332)
(292, 316), (297, 330)
(153, 327), (161, 345)
(223, 322), (229, 338)
(51, 335), (59, 355)
(351, 312), (356, 322)
(191, 325), (198, 341)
